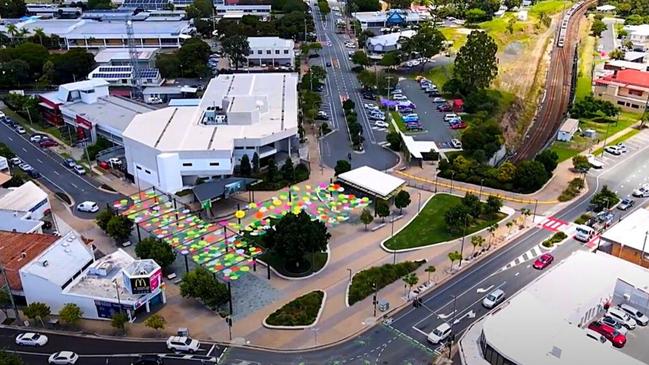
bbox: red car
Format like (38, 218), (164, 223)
(533, 253), (554, 270)
(450, 121), (467, 129)
(437, 104), (452, 112)
(39, 139), (59, 148)
(588, 321), (626, 348)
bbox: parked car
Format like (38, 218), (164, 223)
(586, 154), (603, 169)
(589, 319), (627, 337)
(606, 307), (637, 330)
(444, 113), (459, 121)
(432, 97), (446, 103)
(450, 138), (462, 149)
(15, 332), (48, 347)
(533, 253), (554, 270)
(391, 94), (407, 101)
(48, 351), (79, 364)
(437, 104), (452, 112)
(73, 164), (86, 175)
(450, 120), (467, 129)
(587, 322), (626, 348)
(398, 106), (414, 113)
(374, 121), (389, 128)
(15, 126), (26, 134)
(77, 201), (99, 213)
(368, 113), (385, 121)
(427, 322), (452, 344)
(30, 134), (48, 143)
(632, 183), (649, 197)
(482, 289), (505, 309)
(9, 157), (22, 166)
(617, 198), (634, 210)
(600, 316), (628, 335)
(392, 88), (403, 95)
(618, 304), (649, 326)
(364, 103), (379, 111)
(27, 169), (40, 178)
(39, 139), (59, 148)
(316, 111), (328, 120)
(166, 336), (200, 353)
(605, 145), (626, 155)
(18, 163), (33, 172)
(63, 158), (76, 168)
(402, 114), (419, 123)
(585, 329), (608, 344)
(134, 355), (164, 365)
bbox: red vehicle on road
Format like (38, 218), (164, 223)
(39, 139), (59, 148)
(533, 253), (554, 270)
(587, 321), (626, 348)
(450, 121), (467, 129)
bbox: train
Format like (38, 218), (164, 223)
(557, 1), (586, 48)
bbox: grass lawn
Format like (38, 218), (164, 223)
(422, 63), (454, 88)
(348, 261), (424, 305)
(265, 290), (324, 326)
(592, 128), (642, 156)
(390, 111), (406, 132)
(529, 0), (571, 16)
(575, 35), (596, 101)
(440, 27), (468, 51)
(550, 112), (643, 162)
(384, 194), (506, 250)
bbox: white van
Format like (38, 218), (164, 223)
(574, 225), (594, 242)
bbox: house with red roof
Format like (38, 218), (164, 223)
(594, 69), (649, 112)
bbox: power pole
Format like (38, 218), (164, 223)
(0, 265), (19, 322)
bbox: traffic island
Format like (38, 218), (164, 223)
(347, 260), (425, 306)
(263, 290), (326, 329)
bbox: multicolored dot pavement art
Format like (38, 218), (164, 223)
(113, 183), (370, 281)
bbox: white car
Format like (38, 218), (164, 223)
(48, 351), (78, 364)
(607, 307), (637, 330)
(9, 157), (22, 166)
(632, 183), (649, 198)
(77, 201), (99, 213)
(374, 121), (389, 128)
(145, 96), (164, 104)
(73, 164), (86, 175)
(18, 163), (33, 171)
(167, 336), (201, 353)
(30, 134), (48, 143)
(391, 94), (407, 100)
(344, 42), (355, 48)
(432, 97), (446, 103)
(15, 332), (48, 347)
(604, 145), (626, 155)
(586, 154), (603, 169)
(482, 289), (505, 309)
(618, 304), (649, 326)
(427, 322), (452, 344)
(450, 138), (462, 149)
(107, 157), (123, 166)
(364, 103), (379, 111)
(16, 126), (26, 134)
(444, 113), (459, 121)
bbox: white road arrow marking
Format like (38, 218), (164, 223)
(437, 310), (455, 319)
(477, 285), (494, 294)
(453, 310), (476, 325)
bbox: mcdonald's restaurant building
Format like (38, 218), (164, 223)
(20, 236), (166, 322)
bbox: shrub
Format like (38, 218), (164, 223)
(575, 213), (592, 225)
(558, 178), (585, 202)
(348, 261), (424, 305)
(265, 290), (324, 326)
(542, 231), (568, 247)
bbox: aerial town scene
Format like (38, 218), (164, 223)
(0, 0), (647, 363)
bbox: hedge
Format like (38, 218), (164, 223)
(265, 290), (324, 326)
(348, 261), (424, 305)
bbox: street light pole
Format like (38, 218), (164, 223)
(450, 171), (455, 194)
(641, 231), (649, 265)
(417, 191), (422, 212)
(372, 282), (377, 317)
(458, 216), (467, 268)
(479, 178), (484, 200)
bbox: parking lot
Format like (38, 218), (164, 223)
(612, 314), (649, 363)
(397, 78), (460, 147)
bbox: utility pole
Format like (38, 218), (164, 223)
(0, 264), (18, 322)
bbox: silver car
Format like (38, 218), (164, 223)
(482, 289), (505, 309)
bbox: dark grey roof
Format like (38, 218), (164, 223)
(192, 177), (258, 202)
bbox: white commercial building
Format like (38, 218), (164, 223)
(337, 166), (405, 200)
(556, 118), (579, 141)
(366, 30), (415, 54)
(215, 3), (271, 19)
(625, 24), (649, 49)
(20, 232), (165, 321)
(246, 37), (295, 68)
(353, 9), (429, 30)
(460, 251), (649, 365)
(39, 79), (153, 144)
(122, 73), (299, 193)
(0, 181), (50, 221)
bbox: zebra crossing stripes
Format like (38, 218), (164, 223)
(500, 245), (543, 271)
(538, 216), (569, 233)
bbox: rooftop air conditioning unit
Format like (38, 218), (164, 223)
(42, 260), (48, 267)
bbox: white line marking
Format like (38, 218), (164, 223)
(70, 182), (79, 189)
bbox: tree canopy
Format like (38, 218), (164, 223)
(180, 267), (230, 309)
(453, 30), (498, 93)
(262, 211), (331, 266)
(135, 237), (177, 270)
(0, 0), (25, 18)
(334, 160), (352, 175)
(400, 23), (445, 64)
(220, 35), (250, 70)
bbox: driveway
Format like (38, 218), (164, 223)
(398, 78), (459, 145)
(601, 18), (619, 54)
(0, 122), (123, 218)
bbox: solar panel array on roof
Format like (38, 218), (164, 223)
(136, 68), (160, 78)
(92, 73), (132, 79)
(98, 66), (131, 73)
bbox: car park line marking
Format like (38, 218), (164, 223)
(206, 344), (216, 356)
(437, 310), (455, 319)
(36, 158), (43, 164)
(7, 136), (12, 141)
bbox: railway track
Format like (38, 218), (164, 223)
(512, 0), (596, 162)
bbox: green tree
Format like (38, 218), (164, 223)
(262, 211), (331, 268)
(221, 34), (250, 70)
(12, 42), (49, 75)
(465, 8), (488, 23)
(252, 152), (260, 173)
(0, 143), (16, 160)
(462, 193), (482, 218)
(105, 215), (133, 243)
(155, 53), (181, 78)
(485, 195), (503, 218)
(394, 190), (411, 214)
(351, 50), (371, 67)
(317, 0), (331, 15)
(0, 0), (25, 18)
(180, 267), (229, 309)
(111, 312), (128, 333)
(135, 237), (177, 270)
(281, 157), (295, 182)
(58, 303), (83, 327)
(513, 160), (548, 193)
(49, 48), (96, 84)
(590, 185), (619, 212)
(425, 265), (436, 283)
(402, 273), (419, 297)
(0, 350), (24, 365)
(401, 23), (445, 68)
(444, 204), (473, 233)
(376, 200), (390, 222)
(380, 51), (401, 67)
(454, 30), (498, 93)
(448, 250), (462, 268)
(334, 159), (352, 175)
(503, 0), (521, 9)
(497, 162), (517, 183)
(538, 11), (551, 27)
(385, 131), (401, 150)
(96, 208), (114, 231)
(266, 158), (278, 182)
(239, 154), (252, 177)
(178, 38), (211, 76)
(609, 48), (625, 60)
(471, 235), (485, 254)
(591, 19), (607, 37)
(572, 155), (591, 173)
(342, 98), (355, 111)
(535, 149), (559, 173)
(191, 0), (214, 18)
(487, 223), (498, 248)
(144, 313), (166, 334)
(360, 208), (374, 230)
(507, 17), (517, 34)
(23, 302), (50, 325)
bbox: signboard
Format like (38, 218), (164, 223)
(129, 268), (162, 295)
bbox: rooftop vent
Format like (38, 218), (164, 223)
(42, 260), (48, 267)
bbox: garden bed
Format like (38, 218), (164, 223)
(384, 194), (506, 250)
(264, 290), (325, 327)
(348, 261), (424, 305)
(558, 178), (584, 202)
(542, 232), (567, 248)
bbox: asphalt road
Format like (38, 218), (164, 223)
(312, 4), (399, 171)
(0, 122), (121, 218)
(601, 18), (619, 54)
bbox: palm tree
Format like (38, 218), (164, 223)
(520, 208), (531, 227)
(402, 273), (419, 297)
(487, 223), (498, 249)
(506, 221), (514, 234)
(6, 24), (18, 45)
(425, 265), (436, 283)
(448, 250), (461, 270)
(33, 28), (46, 46)
(471, 235), (485, 255)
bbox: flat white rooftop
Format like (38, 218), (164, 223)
(481, 251), (649, 365)
(367, 30), (416, 47)
(95, 48), (159, 63)
(400, 133), (438, 158)
(337, 166), (405, 199)
(60, 96), (153, 135)
(123, 73), (298, 152)
(248, 36), (294, 49)
(0, 181), (47, 213)
(601, 208), (649, 252)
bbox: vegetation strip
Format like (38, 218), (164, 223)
(348, 261), (424, 306)
(265, 290), (325, 327)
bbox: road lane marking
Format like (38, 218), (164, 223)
(53, 170), (60, 176)
(476, 285), (494, 293)
(21, 147), (27, 152)
(7, 136), (12, 141)
(36, 158), (43, 164)
(70, 182), (79, 189)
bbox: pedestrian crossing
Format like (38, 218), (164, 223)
(500, 244), (543, 272)
(538, 216), (569, 232)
